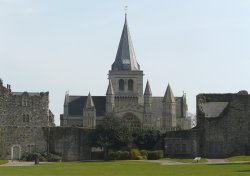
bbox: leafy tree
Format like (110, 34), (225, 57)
(88, 113), (132, 160)
(133, 129), (161, 150)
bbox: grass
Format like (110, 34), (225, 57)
(0, 161), (250, 176)
(162, 157), (208, 163)
(0, 160), (8, 165)
(227, 156), (250, 162)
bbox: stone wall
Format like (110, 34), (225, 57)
(0, 126), (48, 160)
(165, 129), (200, 157)
(48, 127), (91, 161)
(0, 126), (91, 161)
(197, 93), (250, 157)
(0, 83), (54, 127)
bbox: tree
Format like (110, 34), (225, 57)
(133, 129), (161, 150)
(88, 113), (132, 160)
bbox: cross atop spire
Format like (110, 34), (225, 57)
(111, 14), (140, 71)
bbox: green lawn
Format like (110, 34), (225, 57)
(162, 157), (208, 163)
(0, 160), (8, 165)
(0, 161), (250, 176)
(228, 156), (250, 162)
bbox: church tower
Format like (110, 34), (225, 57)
(83, 92), (96, 129)
(108, 14), (144, 107)
(143, 80), (153, 128)
(162, 84), (177, 130)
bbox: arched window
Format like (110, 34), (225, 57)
(119, 79), (124, 91)
(122, 113), (141, 130)
(128, 79), (133, 91)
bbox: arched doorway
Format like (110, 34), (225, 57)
(11, 145), (21, 160)
(122, 113), (141, 130)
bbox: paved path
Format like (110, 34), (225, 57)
(0, 160), (48, 167)
(139, 160), (188, 165)
(141, 158), (250, 165)
(206, 159), (228, 164)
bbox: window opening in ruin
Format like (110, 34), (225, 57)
(23, 114), (30, 122)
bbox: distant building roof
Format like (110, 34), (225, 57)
(68, 96), (106, 117)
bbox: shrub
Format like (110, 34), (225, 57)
(22, 152), (46, 161)
(22, 152), (61, 162)
(131, 148), (141, 159)
(140, 150), (148, 157)
(147, 150), (164, 160)
(46, 153), (62, 162)
(118, 151), (130, 160)
(108, 151), (130, 160)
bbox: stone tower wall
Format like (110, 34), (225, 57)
(197, 93), (250, 157)
(108, 70), (143, 99)
(0, 84), (51, 127)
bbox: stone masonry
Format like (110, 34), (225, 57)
(0, 79), (54, 127)
(165, 91), (250, 158)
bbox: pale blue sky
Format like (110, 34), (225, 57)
(1, 0), (250, 125)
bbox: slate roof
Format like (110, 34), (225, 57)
(68, 96), (106, 116)
(112, 14), (140, 71)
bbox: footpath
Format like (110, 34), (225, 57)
(0, 160), (47, 167)
(142, 158), (250, 165)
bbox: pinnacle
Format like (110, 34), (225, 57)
(163, 84), (175, 103)
(85, 92), (95, 108)
(144, 80), (152, 95)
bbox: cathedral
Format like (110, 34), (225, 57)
(60, 15), (191, 131)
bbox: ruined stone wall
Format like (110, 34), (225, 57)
(0, 126), (91, 161)
(165, 130), (200, 157)
(197, 93), (250, 157)
(48, 127), (91, 161)
(0, 126), (48, 159)
(0, 83), (52, 127)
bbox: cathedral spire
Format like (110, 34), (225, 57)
(85, 92), (95, 108)
(112, 14), (140, 71)
(144, 80), (152, 96)
(163, 84), (175, 103)
(106, 79), (114, 95)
